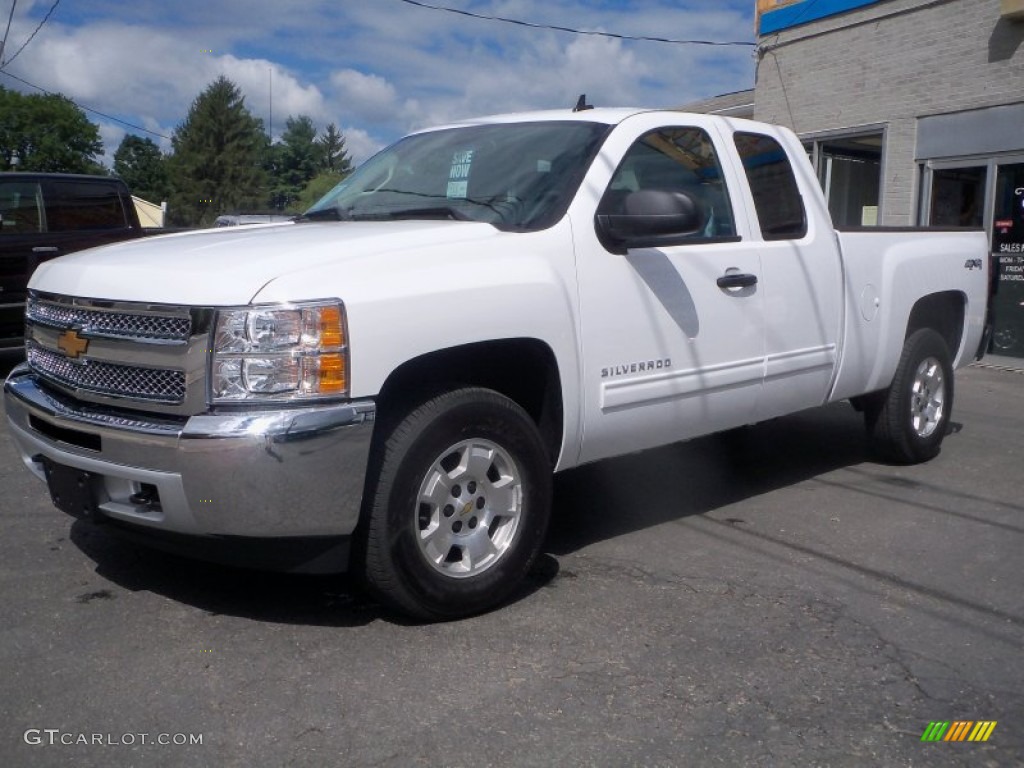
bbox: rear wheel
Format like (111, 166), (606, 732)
(363, 388), (551, 620)
(866, 328), (954, 464)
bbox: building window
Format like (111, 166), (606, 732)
(804, 133), (883, 227)
(929, 167), (986, 227)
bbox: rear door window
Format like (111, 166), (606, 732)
(733, 132), (807, 240)
(47, 181), (128, 231)
(0, 181), (45, 234)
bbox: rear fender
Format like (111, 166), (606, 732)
(829, 230), (988, 401)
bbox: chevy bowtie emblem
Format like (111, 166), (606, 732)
(57, 329), (89, 359)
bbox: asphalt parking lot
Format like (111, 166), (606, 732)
(0, 355), (1021, 768)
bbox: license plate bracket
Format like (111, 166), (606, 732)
(41, 459), (98, 519)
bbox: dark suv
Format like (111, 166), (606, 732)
(0, 173), (145, 350)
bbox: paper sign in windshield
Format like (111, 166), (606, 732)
(447, 150), (474, 199)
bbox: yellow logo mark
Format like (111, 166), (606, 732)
(57, 329), (89, 359)
(921, 720), (997, 742)
(461, 502), (474, 516)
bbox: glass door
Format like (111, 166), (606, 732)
(928, 166), (987, 227)
(991, 162), (1024, 357)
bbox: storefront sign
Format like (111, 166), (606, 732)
(999, 254), (1024, 281)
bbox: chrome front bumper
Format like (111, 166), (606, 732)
(3, 363), (375, 545)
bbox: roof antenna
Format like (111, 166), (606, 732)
(573, 94), (593, 112)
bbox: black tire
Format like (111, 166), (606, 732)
(866, 328), (954, 464)
(363, 388), (552, 620)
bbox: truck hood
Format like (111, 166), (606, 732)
(28, 220), (502, 305)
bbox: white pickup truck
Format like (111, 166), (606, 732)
(4, 108), (990, 619)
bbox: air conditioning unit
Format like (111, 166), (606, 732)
(1003, 0), (1024, 21)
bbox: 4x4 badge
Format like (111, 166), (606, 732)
(57, 329), (89, 359)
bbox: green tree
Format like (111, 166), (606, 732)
(317, 123), (352, 174)
(0, 86), (104, 173)
(166, 76), (268, 227)
(113, 135), (170, 202)
(268, 115), (319, 210)
(290, 170), (347, 213)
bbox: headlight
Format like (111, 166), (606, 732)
(211, 301), (348, 402)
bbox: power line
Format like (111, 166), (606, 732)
(395, 0), (755, 47)
(1, 0), (60, 69)
(0, 68), (172, 141)
(1, 1), (18, 66)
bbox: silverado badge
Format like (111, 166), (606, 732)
(57, 329), (89, 359)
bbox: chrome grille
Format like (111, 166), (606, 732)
(28, 299), (191, 342)
(28, 344), (186, 404)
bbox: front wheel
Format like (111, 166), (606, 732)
(363, 388), (552, 620)
(866, 328), (954, 464)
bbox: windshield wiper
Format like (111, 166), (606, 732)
(294, 207), (341, 222)
(348, 206), (475, 222)
(294, 207), (342, 222)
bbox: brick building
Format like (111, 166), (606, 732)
(751, 0), (1024, 357)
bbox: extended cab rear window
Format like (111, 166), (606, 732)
(733, 132), (807, 241)
(47, 181), (129, 231)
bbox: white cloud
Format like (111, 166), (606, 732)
(340, 127), (384, 165)
(218, 56), (327, 138)
(95, 122), (126, 166)
(330, 69), (400, 123)
(28, 23), (204, 119)
(561, 35), (650, 105)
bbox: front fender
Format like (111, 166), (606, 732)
(253, 221), (584, 468)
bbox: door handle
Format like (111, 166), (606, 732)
(716, 272), (758, 289)
(32, 246), (59, 253)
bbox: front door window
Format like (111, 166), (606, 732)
(0, 181), (44, 234)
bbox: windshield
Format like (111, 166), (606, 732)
(304, 121), (612, 231)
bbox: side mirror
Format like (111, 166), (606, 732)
(595, 189), (707, 252)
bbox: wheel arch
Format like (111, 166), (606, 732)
(904, 290), (966, 361)
(370, 338), (564, 468)
(844, 290), (967, 408)
(850, 292), (964, 412)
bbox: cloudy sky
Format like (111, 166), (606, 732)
(0, 0), (756, 165)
